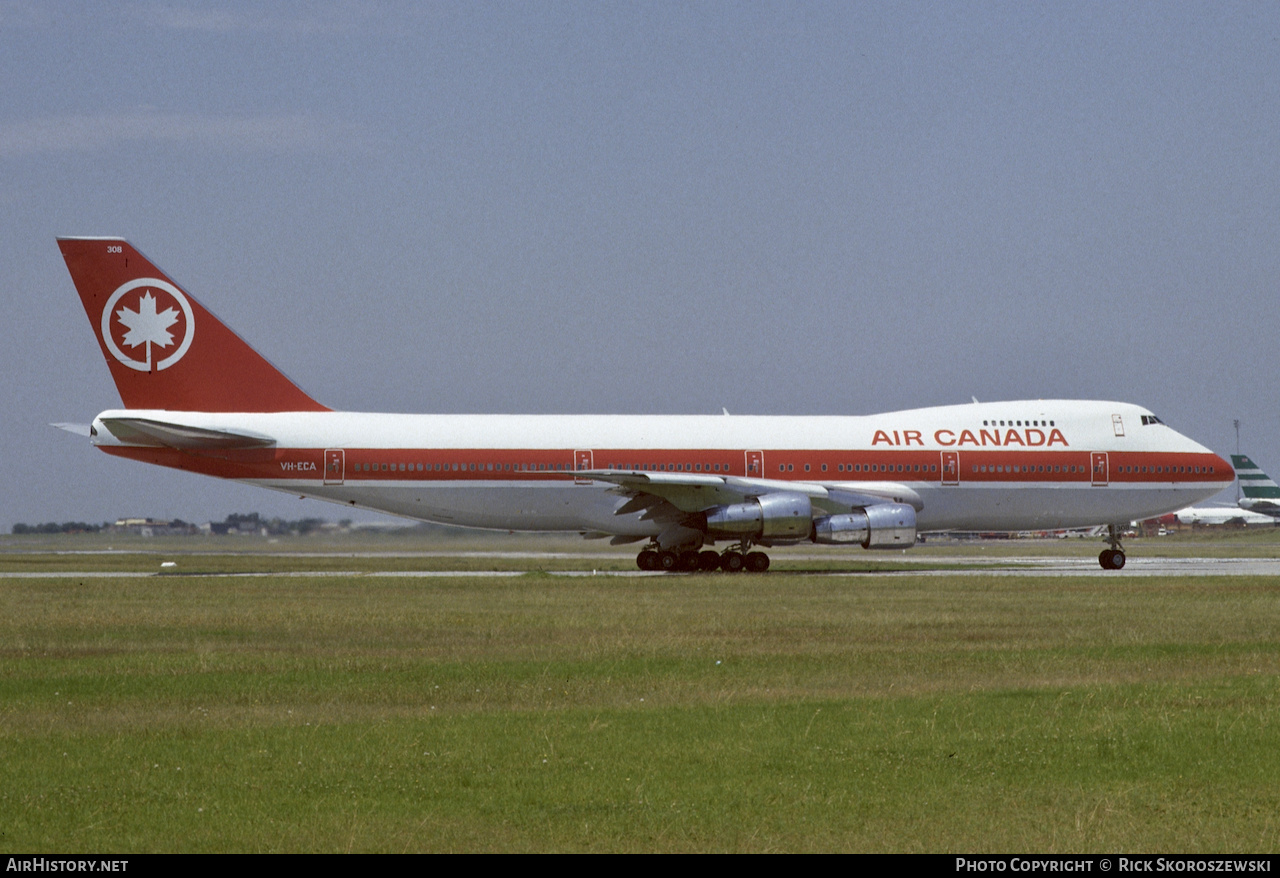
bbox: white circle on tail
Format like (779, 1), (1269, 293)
(101, 279), (195, 372)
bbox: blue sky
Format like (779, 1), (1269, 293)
(3, 1), (1277, 528)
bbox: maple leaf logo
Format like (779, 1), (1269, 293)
(116, 292), (180, 369)
(101, 279), (196, 373)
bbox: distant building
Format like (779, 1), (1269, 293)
(110, 518), (199, 536)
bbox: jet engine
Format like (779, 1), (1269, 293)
(700, 493), (917, 549)
(702, 493), (813, 541)
(812, 503), (917, 548)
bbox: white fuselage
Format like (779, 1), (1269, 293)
(91, 399), (1233, 537)
(1173, 506), (1278, 526)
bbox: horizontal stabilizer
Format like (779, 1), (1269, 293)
(98, 417), (276, 450)
(51, 422), (92, 437)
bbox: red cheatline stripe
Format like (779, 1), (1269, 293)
(101, 447), (1229, 484)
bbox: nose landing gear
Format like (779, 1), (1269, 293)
(1099, 525), (1127, 570)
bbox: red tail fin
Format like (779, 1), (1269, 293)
(58, 237), (328, 413)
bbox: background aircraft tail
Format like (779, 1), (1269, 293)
(58, 238), (328, 413)
(1232, 454), (1280, 509)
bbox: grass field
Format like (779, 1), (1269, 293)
(2, 531), (1279, 852)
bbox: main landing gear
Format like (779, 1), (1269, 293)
(636, 543), (771, 573)
(1098, 524), (1127, 570)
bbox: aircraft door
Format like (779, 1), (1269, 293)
(324, 449), (345, 486)
(1091, 452), (1109, 486)
(745, 450), (764, 477)
(941, 451), (959, 486)
(575, 449), (594, 484)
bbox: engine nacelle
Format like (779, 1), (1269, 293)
(703, 493), (813, 540)
(812, 503), (917, 549)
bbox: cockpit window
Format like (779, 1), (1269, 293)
(1141, 415), (1165, 426)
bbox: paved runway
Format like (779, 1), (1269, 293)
(4, 555), (1280, 578)
(871, 556), (1280, 577)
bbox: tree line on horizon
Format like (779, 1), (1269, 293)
(11, 513), (347, 536)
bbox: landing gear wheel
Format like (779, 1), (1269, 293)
(720, 551), (745, 573)
(698, 550), (722, 572)
(679, 551), (701, 571)
(1100, 525), (1128, 570)
(657, 550), (680, 572)
(1098, 549), (1126, 570)
(745, 551), (771, 573)
(636, 550), (658, 571)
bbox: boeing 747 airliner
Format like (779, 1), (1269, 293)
(57, 238), (1233, 571)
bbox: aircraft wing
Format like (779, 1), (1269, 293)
(576, 469), (923, 516)
(1239, 500), (1280, 517)
(97, 417), (277, 450)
